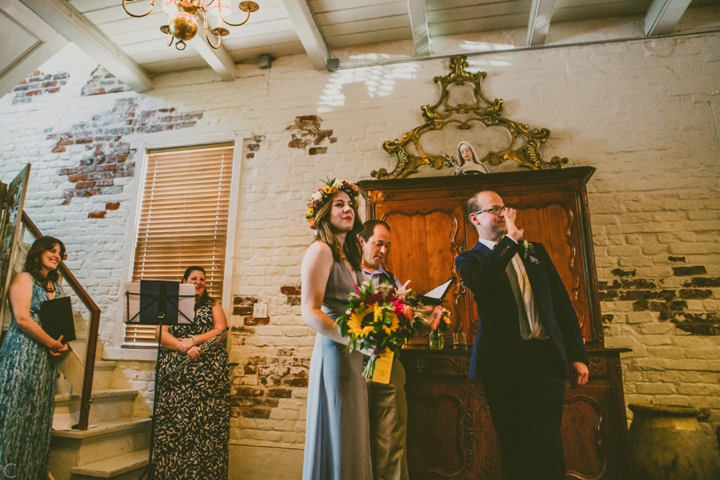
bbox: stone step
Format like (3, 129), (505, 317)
(70, 449), (149, 479)
(92, 361), (119, 390)
(51, 418), (151, 479)
(54, 388), (140, 424)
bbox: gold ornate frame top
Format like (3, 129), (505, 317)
(375, 55), (568, 179)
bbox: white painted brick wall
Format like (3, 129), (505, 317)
(1, 32), (718, 453)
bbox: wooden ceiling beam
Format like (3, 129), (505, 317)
(526, 0), (556, 46)
(191, 37), (236, 81)
(644, 0), (692, 36)
(406, 0), (430, 57)
(281, 0), (330, 70)
(0, 0), (69, 96)
(20, 0), (153, 92)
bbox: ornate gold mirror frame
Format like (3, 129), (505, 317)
(374, 55), (568, 179)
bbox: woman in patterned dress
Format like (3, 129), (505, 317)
(301, 179), (375, 479)
(152, 266), (230, 479)
(0, 236), (69, 480)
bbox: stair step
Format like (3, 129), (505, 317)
(53, 417), (151, 439)
(55, 388), (138, 403)
(70, 449), (149, 478)
(54, 388), (140, 423)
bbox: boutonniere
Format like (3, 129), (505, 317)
(521, 241), (540, 264)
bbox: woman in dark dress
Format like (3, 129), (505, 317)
(0, 236), (68, 480)
(153, 266), (229, 479)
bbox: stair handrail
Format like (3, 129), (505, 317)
(22, 211), (98, 430)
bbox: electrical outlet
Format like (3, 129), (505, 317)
(253, 302), (268, 319)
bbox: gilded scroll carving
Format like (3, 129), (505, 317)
(375, 55), (568, 179)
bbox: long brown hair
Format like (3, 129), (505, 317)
(24, 236), (65, 284)
(313, 192), (363, 270)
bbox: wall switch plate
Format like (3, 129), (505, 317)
(253, 302), (268, 319)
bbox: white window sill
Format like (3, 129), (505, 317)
(103, 347), (159, 362)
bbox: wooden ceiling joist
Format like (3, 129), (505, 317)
(527, 0), (556, 46)
(191, 37), (236, 81)
(644, 0), (693, 36)
(407, 0), (430, 56)
(281, 0), (330, 70)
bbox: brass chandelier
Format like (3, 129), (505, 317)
(122, 0), (259, 51)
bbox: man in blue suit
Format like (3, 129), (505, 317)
(455, 190), (589, 480)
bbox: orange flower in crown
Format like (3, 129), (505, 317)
(306, 178), (360, 229)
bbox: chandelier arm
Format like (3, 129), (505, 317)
(122, 0), (156, 18)
(219, 10), (251, 27)
(204, 18), (223, 49)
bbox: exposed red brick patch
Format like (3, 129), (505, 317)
(280, 286), (301, 295)
(81, 66), (132, 96)
(286, 115), (336, 151)
(244, 316), (270, 326)
(12, 70), (69, 104)
(88, 211), (106, 219)
(233, 306), (253, 316)
(281, 285), (301, 305)
(309, 147), (327, 155)
(105, 202), (120, 210)
(54, 97), (203, 208)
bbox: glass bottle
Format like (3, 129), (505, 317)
(429, 329), (444, 350)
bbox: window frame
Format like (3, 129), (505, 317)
(105, 135), (244, 361)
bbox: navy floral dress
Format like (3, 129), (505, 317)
(0, 277), (62, 480)
(153, 299), (230, 479)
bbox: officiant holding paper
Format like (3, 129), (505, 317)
(0, 236), (70, 479)
(359, 220), (409, 480)
(358, 220), (448, 480)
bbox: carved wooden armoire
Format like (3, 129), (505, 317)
(358, 166), (630, 480)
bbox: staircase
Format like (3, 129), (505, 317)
(49, 337), (152, 480)
(10, 213), (154, 479)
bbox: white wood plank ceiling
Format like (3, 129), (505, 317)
(2, 0), (717, 92)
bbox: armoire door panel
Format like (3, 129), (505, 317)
(375, 203), (467, 344)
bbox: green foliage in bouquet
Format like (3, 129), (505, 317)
(335, 280), (424, 378)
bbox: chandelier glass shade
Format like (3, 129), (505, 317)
(122, 0), (259, 51)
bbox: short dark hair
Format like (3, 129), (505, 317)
(359, 220), (391, 241)
(24, 236), (65, 283)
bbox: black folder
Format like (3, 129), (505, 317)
(40, 296), (76, 344)
(419, 278), (454, 306)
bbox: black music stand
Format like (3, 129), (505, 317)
(124, 280), (195, 480)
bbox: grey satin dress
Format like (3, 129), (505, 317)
(302, 258), (373, 480)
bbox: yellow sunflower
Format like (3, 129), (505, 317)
(381, 311), (400, 335)
(347, 309), (373, 337)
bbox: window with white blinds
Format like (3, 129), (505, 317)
(123, 143), (234, 347)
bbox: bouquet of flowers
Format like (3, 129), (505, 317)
(336, 281), (454, 377)
(335, 280), (426, 379)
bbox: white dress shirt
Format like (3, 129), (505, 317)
(478, 237), (548, 340)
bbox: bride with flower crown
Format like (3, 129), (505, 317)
(300, 178), (374, 479)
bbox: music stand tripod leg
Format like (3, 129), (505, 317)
(139, 324), (163, 480)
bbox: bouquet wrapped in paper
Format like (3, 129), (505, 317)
(335, 280), (449, 379)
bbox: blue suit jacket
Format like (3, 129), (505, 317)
(455, 236), (589, 380)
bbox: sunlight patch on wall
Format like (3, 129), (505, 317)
(317, 62), (419, 113)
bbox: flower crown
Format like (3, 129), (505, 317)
(306, 178), (360, 229)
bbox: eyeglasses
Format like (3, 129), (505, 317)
(472, 205), (507, 216)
